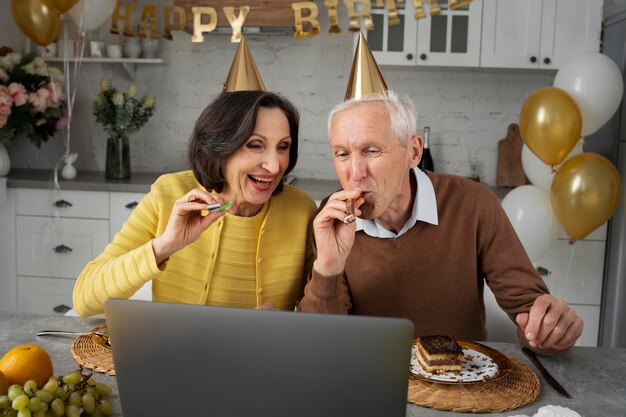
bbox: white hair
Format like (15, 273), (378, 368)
(327, 90), (418, 146)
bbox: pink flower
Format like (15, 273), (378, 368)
(55, 112), (68, 130)
(28, 88), (50, 113)
(0, 87), (11, 128)
(8, 83), (28, 106)
(47, 81), (65, 107)
(0, 69), (7, 83)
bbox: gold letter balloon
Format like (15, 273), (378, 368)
(11, 0), (64, 46)
(551, 153), (621, 241)
(519, 87), (582, 167)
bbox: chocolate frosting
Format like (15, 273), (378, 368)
(417, 335), (462, 355)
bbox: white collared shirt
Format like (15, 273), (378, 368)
(355, 168), (439, 239)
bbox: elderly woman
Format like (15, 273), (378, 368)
(73, 91), (317, 316)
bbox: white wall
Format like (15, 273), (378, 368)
(1, 2), (621, 185)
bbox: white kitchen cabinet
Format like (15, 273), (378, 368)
(533, 223), (607, 346)
(364, 0), (482, 67)
(45, 57), (164, 80)
(109, 191), (145, 239)
(0, 187), (149, 314)
(481, 0), (603, 69)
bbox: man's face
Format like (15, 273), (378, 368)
(330, 102), (419, 220)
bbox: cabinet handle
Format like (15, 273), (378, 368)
(53, 244), (73, 254)
(530, 56), (537, 63)
(53, 304), (71, 314)
(125, 201), (139, 209)
(543, 57), (551, 65)
(52, 199), (73, 208)
(406, 53), (413, 60)
(536, 266), (551, 276)
(420, 53), (427, 60)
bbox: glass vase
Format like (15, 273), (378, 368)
(105, 134), (130, 179)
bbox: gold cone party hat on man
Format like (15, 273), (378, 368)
(344, 32), (388, 100)
(223, 37), (266, 92)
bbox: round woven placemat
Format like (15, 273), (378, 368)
(70, 325), (115, 376)
(407, 356), (540, 413)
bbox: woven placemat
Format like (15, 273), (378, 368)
(407, 356), (540, 413)
(70, 325), (115, 376)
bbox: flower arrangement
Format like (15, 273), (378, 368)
(0, 51), (67, 148)
(92, 79), (155, 140)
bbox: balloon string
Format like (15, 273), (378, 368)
(565, 241), (576, 282)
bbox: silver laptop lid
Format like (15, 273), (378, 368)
(104, 299), (414, 417)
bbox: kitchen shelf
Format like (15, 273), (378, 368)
(44, 57), (165, 80)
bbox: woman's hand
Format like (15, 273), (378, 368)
(152, 189), (229, 264)
(312, 190), (363, 276)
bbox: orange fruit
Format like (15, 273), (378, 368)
(0, 344), (54, 388)
(0, 369), (8, 395)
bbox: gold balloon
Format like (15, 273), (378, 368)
(519, 86), (582, 166)
(11, 0), (63, 47)
(551, 153), (621, 241)
(50, 0), (79, 13)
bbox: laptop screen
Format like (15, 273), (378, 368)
(105, 299), (414, 417)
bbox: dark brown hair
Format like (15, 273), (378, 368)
(188, 91), (299, 195)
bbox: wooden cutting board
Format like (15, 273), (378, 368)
(496, 123), (526, 187)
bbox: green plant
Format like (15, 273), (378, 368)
(92, 79), (155, 139)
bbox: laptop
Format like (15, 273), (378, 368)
(104, 298), (414, 417)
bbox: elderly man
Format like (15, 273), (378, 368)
(298, 37), (583, 356)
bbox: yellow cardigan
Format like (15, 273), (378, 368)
(73, 171), (317, 316)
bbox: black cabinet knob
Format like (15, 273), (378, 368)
(420, 53), (427, 60)
(53, 304), (71, 314)
(406, 53), (413, 60)
(530, 56), (537, 63)
(543, 57), (551, 64)
(53, 244), (73, 254)
(53, 199), (73, 208)
(125, 201), (139, 209)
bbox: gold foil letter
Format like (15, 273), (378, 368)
(344, 0), (374, 32)
(323, 0), (341, 34)
(386, 0), (400, 25)
(192, 7), (218, 43)
(223, 6), (250, 43)
(413, 0), (426, 19)
(292, 2), (321, 38)
(163, 6), (187, 41)
(110, 2), (135, 36)
(139, 5), (159, 39)
(428, 0), (441, 15)
(449, 0), (472, 10)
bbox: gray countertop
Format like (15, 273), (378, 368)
(1, 311), (624, 417)
(5, 169), (342, 201)
(5, 169), (509, 202)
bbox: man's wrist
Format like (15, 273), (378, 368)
(313, 259), (344, 277)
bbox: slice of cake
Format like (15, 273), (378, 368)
(415, 335), (463, 374)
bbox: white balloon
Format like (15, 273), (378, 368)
(68, 0), (116, 33)
(522, 140), (584, 190)
(501, 185), (558, 263)
(554, 52), (624, 136)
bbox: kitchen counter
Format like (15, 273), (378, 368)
(1, 311), (624, 417)
(5, 168), (341, 201)
(5, 168), (509, 202)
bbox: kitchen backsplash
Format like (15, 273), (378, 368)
(3, 2), (620, 185)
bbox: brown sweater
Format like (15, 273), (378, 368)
(299, 172), (549, 341)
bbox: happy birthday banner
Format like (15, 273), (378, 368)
(110, 0), (472, 42)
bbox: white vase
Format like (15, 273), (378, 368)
(0, 143), (10, 176)
(124, 37), (141, 59)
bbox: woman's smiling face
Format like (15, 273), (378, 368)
(221, 107), (292, 216)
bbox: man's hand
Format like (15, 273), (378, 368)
(312, 190), (363, 276)
(516, 294), (583, 353)
(152, 189), (228, 264)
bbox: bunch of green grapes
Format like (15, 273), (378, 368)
(0, 368), (113, 417)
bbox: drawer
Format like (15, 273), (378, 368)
(16, 188), (109, 219)
(16, 216), (109, 278)
(535, 239), (605, 305)
(17, 276), (75, 315)
(109, 191), (145, 239)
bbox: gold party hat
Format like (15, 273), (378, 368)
(223, 37), (266, 92)
(344, 32), (388, 100)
